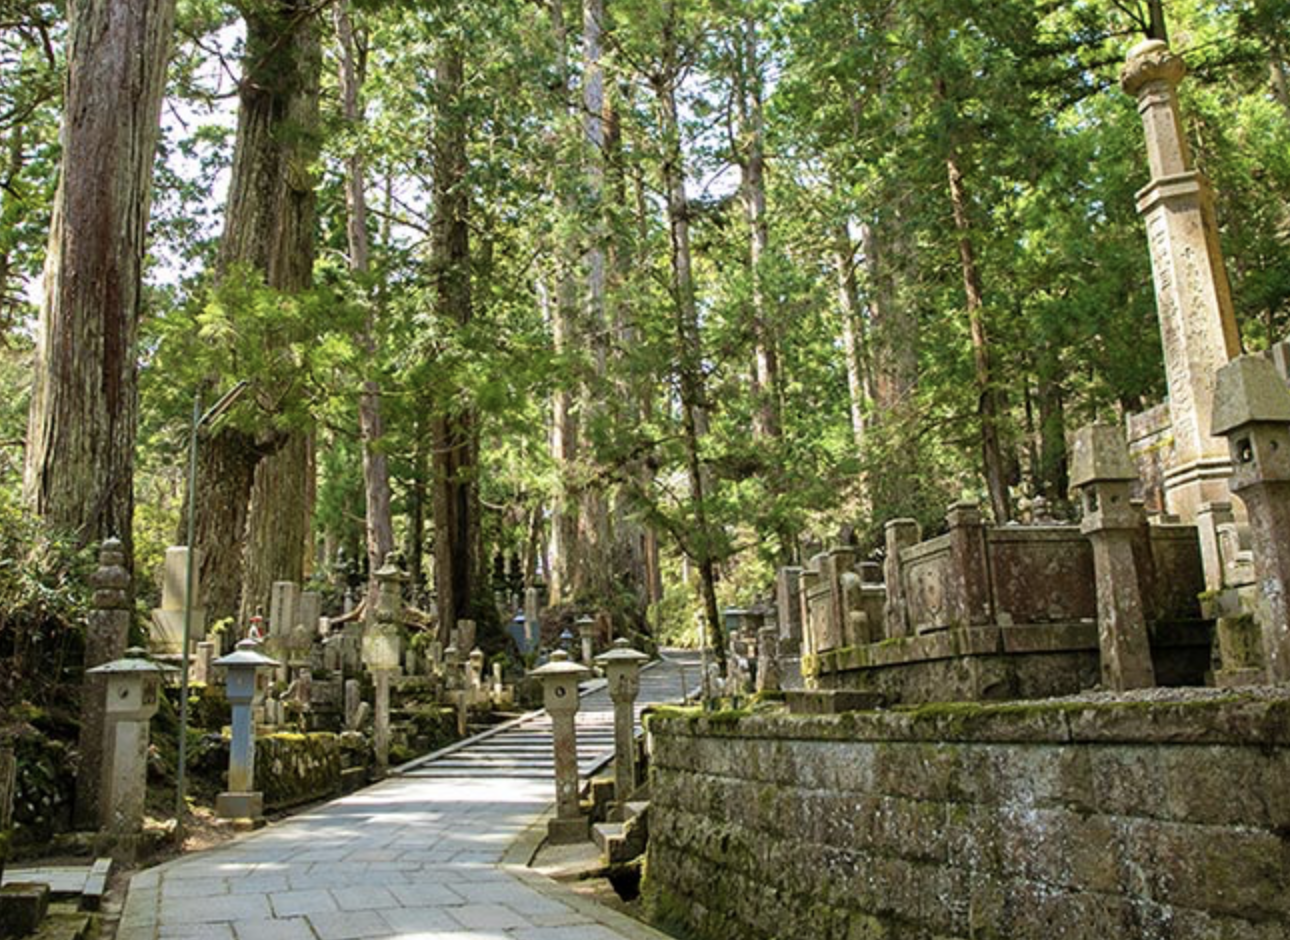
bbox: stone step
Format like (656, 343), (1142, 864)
(591, 821), (643, 865)
(1, 858), (111, 910)
(622, 800), (649, 822)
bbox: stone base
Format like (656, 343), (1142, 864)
(215, 791), (263, 822)
(91, 832), (145, 866)
(785, 690), (885, 715)
(0, 883), (50, 937)
(546, 816), (590, 846)
(807, 621), (1212, 705)
(1214, 667), (1266, 687)
(149, 608), (207, 655)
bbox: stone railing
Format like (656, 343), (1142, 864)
(786, 500), (1210, 702)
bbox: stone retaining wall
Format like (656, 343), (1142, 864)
(643, 695), (1290, 940)
(258, 733), (343, 811)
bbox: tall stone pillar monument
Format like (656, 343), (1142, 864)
(1121, 40), (1241, 523)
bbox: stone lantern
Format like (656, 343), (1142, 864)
(87, 648), (175, 838)
(1071, 424), (1156, 690)
(1211, 354), (1290, 682)
(595, 639), (649, 820)
(576, 615), (596, 665)
(213, 639), (279, 821)
(529, 650), (590, 843)
(364, 554), (406, 775)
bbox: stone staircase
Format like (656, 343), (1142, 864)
(592, 799), (650, 865)
(395, 649), (699, 873)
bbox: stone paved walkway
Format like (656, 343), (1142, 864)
(118, 652), (698, 940)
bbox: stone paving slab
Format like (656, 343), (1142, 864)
(119, 654), (696, 940)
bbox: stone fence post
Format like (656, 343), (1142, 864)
(946, 502), (992, 628)
(1072, 425), (1156, 690)
(883, 519), (920, 639)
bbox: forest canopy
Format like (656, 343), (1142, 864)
(0, 0), (1286, 646)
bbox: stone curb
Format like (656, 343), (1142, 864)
(501, 808), (675, 940)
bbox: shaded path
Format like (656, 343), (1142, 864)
(119, 652), (697, 940)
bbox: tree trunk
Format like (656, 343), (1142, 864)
(1271, 55), (1290, 121)
(407, 416), (428, 601)
(1035, 345), (1069, 502)
(834, 225), (867, 452)
(0, 126), (23, 324)
(862, 219), (916, 415)
(736, 15), (781, 441)
(573, 0), (612, 602)
(24, 0), (176, 561)
(546, 0), (581, 606)
(945, 144), (1012, 523)
(196, 0), (321, 628)
(335, 1), (394, 589)
(653, 38), (725, 668)
(192, 428), (259, 628)
(1147, 0), (1168, 43)
(430, 39), (478, 644)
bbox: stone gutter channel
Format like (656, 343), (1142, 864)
(114, 653), (695, 940)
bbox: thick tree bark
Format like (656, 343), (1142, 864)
(546, 0), (580, 605)
(1271, 56), (1290, 121)
(653, 35), (725, 668)
(406, 416), (428, 600)
(945, 146), (1012, 523)
(1147, 0), (1168, 43)
(194, 0), (321, 628)
(573, 0), (612, 602)
(604, 78), (660, 615)
(24, 0), (176, 560)
(862, 219), (916, 416)
(834, 226), (868, 453)
(430, 40), (479, 643)
(1035, 345), (1069, 502)
(0, 126), (23, 325)
(736, 15), (781, 442)
(335, 1), (394, 591)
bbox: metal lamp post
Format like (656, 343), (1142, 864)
(176, 380), (249, 829)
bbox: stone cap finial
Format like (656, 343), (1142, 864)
(596, 638), (649, 666)
(530, 648), (591, 679)
(88, 647), (176, 675)
(213, 638), (280, 670)
(374, 553), (407, 581)
(1070, 424), (1137, 487)
(1211, 354), (1290, 435)
(91, 537), (131, 609)
(1121, 39), (1185, 96)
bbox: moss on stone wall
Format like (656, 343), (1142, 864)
(258, 733), (343, 811)
(644, 692), (1290, 940)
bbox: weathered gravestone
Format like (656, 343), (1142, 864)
(149, 545), (204, 655)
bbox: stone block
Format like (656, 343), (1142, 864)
(785, 690), (885, 715)
(0, 883), (50, 938)
(546, 816), (590, 845)
(215, 791), (263, 822)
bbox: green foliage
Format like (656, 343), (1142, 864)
(0, 490), (94, 716)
